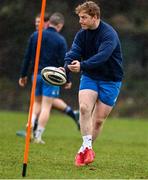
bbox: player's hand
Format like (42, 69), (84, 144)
(58, 67), (65, 72)
(19, 77), (28, 87)
(68, 60), (80, 73)
(64, 82), (72, 89)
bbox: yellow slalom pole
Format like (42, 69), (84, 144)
(22, 0), (46, 177)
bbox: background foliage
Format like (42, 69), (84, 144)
(0, 0), (148, 117)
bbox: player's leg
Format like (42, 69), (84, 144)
(74, 75), (97, 166)
(79, 90), (97, 136)
(39, 96), (53, 127)
(34, 96), (53, 144)
(76, 99), (112, 166)
(52, 98), (67, 110)
(30, 75), (43, 136)
(31, 96), (42, 137)
(75, 89), (97, 166)
(32, 96), (41, 125)
(92, 80), (122, 141)
(16, 75), (42, 137)
(34, 78), (59, 144)
(92, 100), (112, 141)
(30, 74), (42, 127)
(52, 98), (80, 129)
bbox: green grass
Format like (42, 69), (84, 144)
(0, 111), (148, 179)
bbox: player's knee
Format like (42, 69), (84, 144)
(34, 110), (40, 117)
(40, 108), (50, 116)
(79, 103), (89, 115)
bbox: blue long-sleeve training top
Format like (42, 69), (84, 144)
(64, 20), (123, 82)
(20, 27), (67, 77)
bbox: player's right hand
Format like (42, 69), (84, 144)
(68, 60), (80, 73)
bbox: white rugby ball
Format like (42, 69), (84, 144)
(41, 66), (67, 86)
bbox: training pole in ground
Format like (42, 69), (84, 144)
(22, 0), (46, 177)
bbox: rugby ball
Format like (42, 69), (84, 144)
(41, 66), (67, 86)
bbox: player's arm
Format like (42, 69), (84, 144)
(57, 37), (72, 88)
(64, 31), (82, 71)
(64, 31), (82, 77)
(58, 37), (68, 67)
(19, 35), (33, 87)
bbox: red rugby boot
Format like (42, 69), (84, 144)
(75, 152), (85, 167)
(83, 147), (95, 164)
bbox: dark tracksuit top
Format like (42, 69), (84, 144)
(20, 27), (67, 77)
(64, 20), (123, 82)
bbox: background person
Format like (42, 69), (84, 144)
(35, 13), (50, 30)
(64, 1), (123, 166)
(34, 13), (80, 130)
(19, 12), (73, 144)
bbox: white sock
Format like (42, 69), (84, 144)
(82, 135), (92, 149)
(35, 126), (45, 140)
(78, 135), (92, 153)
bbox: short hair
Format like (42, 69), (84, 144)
(75, 1), (100, 18)
(44, 12), (50, 22)
(49, 12), (65, 26)
(35, 12), (50, 22)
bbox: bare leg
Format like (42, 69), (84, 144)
(92, 100), (112, 141)
(33, 96), (42, 117)
(38, 96), (53, 128)
(34, 96), (53, 143)
(31, 96), (42, 134)
(75, 90), (98, 166)
(52, 98), (67, 111)
(26, 96), (41, 128)
(79, 89), (98, 136)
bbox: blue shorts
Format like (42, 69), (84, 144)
(79, 75), (122, 106)
(32, 74), (60, 98)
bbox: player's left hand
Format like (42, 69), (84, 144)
(19, 77), (28, 87)
(68, 60), (80, 73)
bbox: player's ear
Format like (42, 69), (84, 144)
(57, 23), (64, 32)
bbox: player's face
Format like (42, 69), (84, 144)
(78, 11), (98, 30)
(35, 17), (49, 30)
(35, 17), (40, 30)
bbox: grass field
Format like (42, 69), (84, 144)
(0, 111), (148, 179)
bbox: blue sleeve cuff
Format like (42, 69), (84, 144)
(64, 64), (71, 83)
(80, 61), (85, 71)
